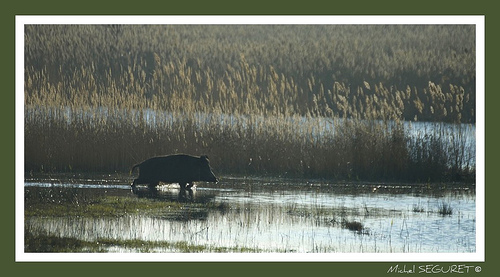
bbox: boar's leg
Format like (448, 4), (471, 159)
(186, 183), (194, 189)
(132, 178), (145, 187)
(148, 181), (159, 189)
(179, 182), (188, 191)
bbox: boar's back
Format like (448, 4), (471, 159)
(136, 154), (213, 183)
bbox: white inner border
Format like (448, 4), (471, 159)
(16, 15), (485, 262)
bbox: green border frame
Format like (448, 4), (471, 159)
(3, 1), (493, 276)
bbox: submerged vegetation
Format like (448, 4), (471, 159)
(24, 186), (226, 218)
(438, 202), (454, 216)
(24, 25), (476, 182)
(25, 182), (476, 253)
(25, 228), (262, 253)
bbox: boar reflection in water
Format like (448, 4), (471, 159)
(131, 154), (218, 191)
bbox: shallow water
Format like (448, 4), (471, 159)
(25, 179), (476, 253)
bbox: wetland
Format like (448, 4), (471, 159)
(22, 24), (478, 258)
(24, 175), (476, 254)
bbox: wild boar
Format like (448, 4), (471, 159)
(131, 154), (218, 190)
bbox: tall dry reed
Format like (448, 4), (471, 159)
(24, 25), (476, 182)
(25, 25), (476, 123)
(25, 105), (475, 183)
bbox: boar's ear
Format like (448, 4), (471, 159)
(200, 155), (209, 161)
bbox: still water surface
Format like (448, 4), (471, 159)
(25, 179), (475, 253)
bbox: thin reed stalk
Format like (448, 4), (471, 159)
(24, 25), (476, 182)
(25, 106), (475, 183)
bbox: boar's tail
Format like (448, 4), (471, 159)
(130, 163), (140, 175)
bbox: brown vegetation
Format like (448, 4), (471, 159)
(24, 25), (476, 182)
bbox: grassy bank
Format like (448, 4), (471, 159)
(24, 186), (258, 252)
(25, 231), (262, 253)
(24, 186), (227, 218)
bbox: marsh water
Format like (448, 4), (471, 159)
(24, 177), (476, 253)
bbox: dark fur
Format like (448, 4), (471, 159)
(131, 154), (218, 190)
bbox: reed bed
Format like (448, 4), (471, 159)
(25, 25), (475, 123)
(25, 105), (474, 182)
(24, 25), (476, 182)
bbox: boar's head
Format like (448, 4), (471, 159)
(199, 155), (218, 183)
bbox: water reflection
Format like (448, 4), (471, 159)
(131, 184), (220, 204)
(25, 181), (476, 253)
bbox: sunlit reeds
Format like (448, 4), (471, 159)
(25, 105), (475, 182)
(24, 25), (476, 182)
(25, 25), (475, 123)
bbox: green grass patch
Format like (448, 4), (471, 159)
(24, 186), (221, 218)
(25, 230), (263, 253)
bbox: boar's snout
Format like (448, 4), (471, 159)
(206, 171), (218, 183)
(200, 155), (218, 183)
